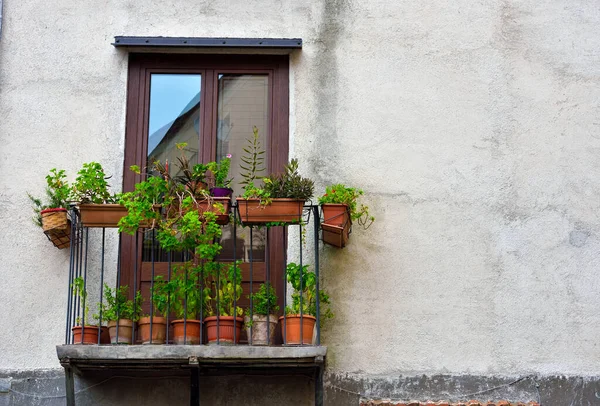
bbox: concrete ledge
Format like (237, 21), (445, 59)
(56, 345), (326, 372)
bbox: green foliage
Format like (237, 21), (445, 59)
(150, 277), (170, 317)
(72, 276), (95, 325)
(285, 263), (333, 324)
(318, 184), (375, 228)
(262, 159), (314, 200)
(118, 174), (169, 234)
(176, 158), (210, 197)
(99, 285), (142, 322)
(154, 263), (203, 320)
(204, 261), (244, 317)
(28, 168), (71, 227)
(72, 162), (119, 204)
(156, 203), (223, 257)
(207, 154), (233, 188)
(239, 126), (266, 188)
(241, 181), (272, 204)
(247, 283), (279, 316)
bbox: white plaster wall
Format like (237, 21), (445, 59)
(1, 0), (599, 379)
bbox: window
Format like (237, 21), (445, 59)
(120, 53), (290, 315)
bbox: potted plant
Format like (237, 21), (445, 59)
(99, 284), (142, 344)
(155, 263), (203, 344)
(245, 283), (279, 345)
(280, 263), (332, 345)
(70, 277), (108, 344)
(318, 184), (375, 248)
(238, 158), (314, 225)
(208, 154), (233, 197)
(28, 168), (72, 249)
(71, 162), (124, 227)
(118, 164), (169, 233)
(203, 261), (245, 345)
(169, 143), (231, 225)
(154, 207), (224, 345)
(137, 277), (169, 344)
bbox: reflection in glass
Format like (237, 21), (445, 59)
(147, 74), (201, 177)
(215, 74), (269, 262)
(143, 74), (201, 262)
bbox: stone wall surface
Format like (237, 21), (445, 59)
(0, 0), (599, 404)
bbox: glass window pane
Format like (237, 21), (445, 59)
(148, 74), (202, 176)
(144, 74), (201, 262)
(216, 74), (269, 263)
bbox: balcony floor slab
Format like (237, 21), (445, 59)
(56, 345), (326, 373)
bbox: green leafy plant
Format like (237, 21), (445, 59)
(318, 184), (374, 228)
(262, 159), (314, 200)
(241, 181), (272, 203)
(72, 276), (95, 325)
(203, 261), (244, 317)
(208, 154), (233, 189)
(285, 263), (333, 323)
(72, 162), (119, 204)
(247, 283), (279, 317)
(98, 285), (142, 322)
(149, 276), (170, 318)
(239, 126), (266, 189)
(118, 165), (169, 234)
(154, 263), (203, 320)
(28, 168), (71, 227)
(174, 149), (210, 197)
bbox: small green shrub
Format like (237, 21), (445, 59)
(99, 285), (142, 322)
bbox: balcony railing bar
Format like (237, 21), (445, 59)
(97, 228), (105, 345)
(65, 203), (323, 347)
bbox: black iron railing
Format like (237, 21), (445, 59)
(64, 203), (322, 347)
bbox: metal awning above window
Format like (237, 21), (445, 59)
(112, 36), (302, 54)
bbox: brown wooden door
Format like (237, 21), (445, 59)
(120, 54), (289, 335)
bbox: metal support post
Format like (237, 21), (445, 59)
(64, 366), (75, 406)
(315, 364), (324, 406)
(190, 368), (200, 405)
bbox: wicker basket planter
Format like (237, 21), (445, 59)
(41, 208), (71, 249)
(237, 198), (305, 225)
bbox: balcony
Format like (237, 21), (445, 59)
(56, 202), (328, 406)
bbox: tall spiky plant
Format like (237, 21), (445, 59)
(239, 126), (266, 188)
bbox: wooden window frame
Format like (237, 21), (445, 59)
(120, 53), (290, 313)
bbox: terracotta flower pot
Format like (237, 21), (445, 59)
(321, 204), (351, 248)
(280, 315), (316, 345)
(78, 204), (128, 228)
(321, 204), (350, 226)
(171, 319), (201, 345)
(72, 325), (103, 345)
(107, 319), (134, 344)
(195, 197), (231, 225)
(245, 314), (278, 345)
(138, 316), (167, 344)
(205, 316), (244, 345)
(237, 198), (305, 225)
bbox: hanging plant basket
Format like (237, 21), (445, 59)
(78, 204), (128, 228)
(41, 208), (71, 249)
(321, 204), (351, 248)
(237, 198), (305, 225)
